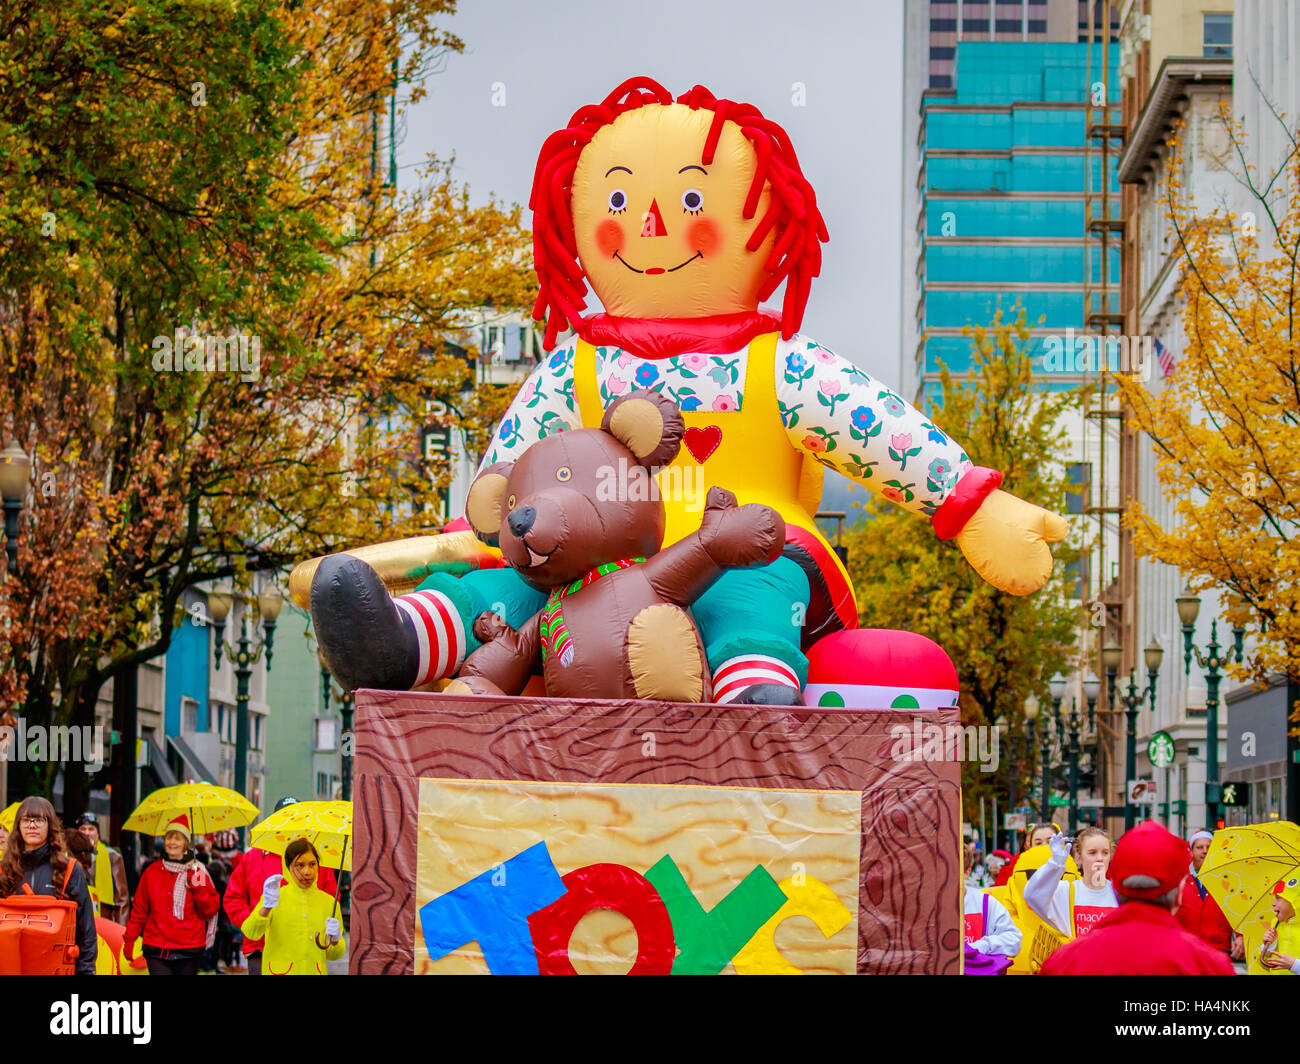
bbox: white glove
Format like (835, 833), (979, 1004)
(1048, 832), (1070, 862)
(325, 917), (341, 942)
(261, 874), (283, 909)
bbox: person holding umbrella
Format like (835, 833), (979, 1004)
(1259, 877), (1300, 974)
(224, 796), (337, 976)
(240, 838), (345, 975)
(123, 815), (220, 975)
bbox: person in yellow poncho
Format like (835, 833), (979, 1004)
(1259, 875), (1300, 974)
(240, 838), (345, 975)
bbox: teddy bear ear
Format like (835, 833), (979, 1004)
(465, 462), (514, 547)
(602, 389), (685, 469)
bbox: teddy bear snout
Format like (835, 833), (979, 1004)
(507, 504), (536, 538)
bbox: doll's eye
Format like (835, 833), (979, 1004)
(608, 189), (627, 213)
(555, 467), (571, 482)
(681, 188), (703, 214)
(507, 494), (516, 510)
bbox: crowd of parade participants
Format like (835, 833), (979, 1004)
(965, 819), (1300, 975)
(0, 786), (1294, 976)
(0, 795), (343, 976)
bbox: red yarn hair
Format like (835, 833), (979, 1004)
(529, 76), (829, 349)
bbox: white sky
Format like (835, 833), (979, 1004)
(399, 0), (906, 385)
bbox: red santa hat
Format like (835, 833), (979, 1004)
(1109, 820), (1190, 900)
(162, 814), (191, 841)
(1187, 828), (1214, 845)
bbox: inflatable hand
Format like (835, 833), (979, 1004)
(697, 487), (783, 569)
(261, 874), (283, 909)
(1048, 832), (1070, 862)
(955, 490), (1068, 596)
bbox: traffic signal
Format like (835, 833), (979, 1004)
(1221, 781), (1250, 807)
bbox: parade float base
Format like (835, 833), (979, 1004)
(351, 689), (962, 975)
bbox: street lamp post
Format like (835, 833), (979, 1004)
(1103, 640), (1163, 831)
(318, 653), (355, 803)
(1081, 671), (1100, 734)
(1046, 673), (1067, 824)
(208, 582), (281, 807)
(0, 441), (31, 576)
(1059, 697), (1082, 833)
(1176, 591), (1245, 826)
(1024, 693), (1040, 824)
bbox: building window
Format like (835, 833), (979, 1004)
(315, 772), (340, 800)
(313, 717), (338, 751)
(1065, 462), (1091, 515)
(1203, 13), (1232, 57)
(1064, 554), (1090, 601)
(181, 696), (200, 734)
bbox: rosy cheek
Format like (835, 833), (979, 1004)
(687, 217), (721, 257)
(595, 219), (625, 257)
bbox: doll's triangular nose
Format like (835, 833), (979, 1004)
(641, 199), (667, 237)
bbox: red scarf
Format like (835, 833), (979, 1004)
(574, 311), (781, 361)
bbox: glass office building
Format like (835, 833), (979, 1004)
(914, 41), (1120, 401)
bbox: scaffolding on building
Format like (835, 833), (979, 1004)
(1081, 0), (1130, 823)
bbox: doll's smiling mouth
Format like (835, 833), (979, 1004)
(614, 251), (702, 275)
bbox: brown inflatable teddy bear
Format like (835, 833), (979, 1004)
(445, 390), (783, 702)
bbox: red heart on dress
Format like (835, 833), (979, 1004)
(683, 425), (722, 464)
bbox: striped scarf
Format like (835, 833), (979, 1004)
(540, 557), (644, 667)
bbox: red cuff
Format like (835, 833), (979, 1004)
(931, 466), (1002, 541)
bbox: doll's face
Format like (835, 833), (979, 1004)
(571, 103), (774, 319)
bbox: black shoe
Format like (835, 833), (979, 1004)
(728, 682), (804, 706)
(311, 554), (421, 692)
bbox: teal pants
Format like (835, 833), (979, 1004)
(416, 556), (810, 684)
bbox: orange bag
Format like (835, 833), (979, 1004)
(0, 861), (81, 975)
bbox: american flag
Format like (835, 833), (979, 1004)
(1155, 336), (1176, 378)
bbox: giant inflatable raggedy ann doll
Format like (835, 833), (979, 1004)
(303, 76), (1068, 706)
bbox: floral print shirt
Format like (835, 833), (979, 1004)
(481, 334), (973, 519)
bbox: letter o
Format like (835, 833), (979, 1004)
(527, 863), (675, 975)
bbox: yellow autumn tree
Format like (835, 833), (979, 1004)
(1113, 112), (1300, 735)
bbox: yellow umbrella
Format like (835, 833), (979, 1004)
(0, 802), (20, 832)
(1200, 821), (1300, 972)
(123, 783), (259, 837)
(249, 800), (352, 872)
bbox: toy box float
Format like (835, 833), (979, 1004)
(350, 689), (962, 975)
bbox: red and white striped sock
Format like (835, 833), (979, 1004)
(712, 654), (801, 704)
(393, 589), (467, 687)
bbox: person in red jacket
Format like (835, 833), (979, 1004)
(123, 815), (221, 975)
(222, 797), (338, 975)
(1176, 828), (1236, 958)
(1038, 820), (1235, 975)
